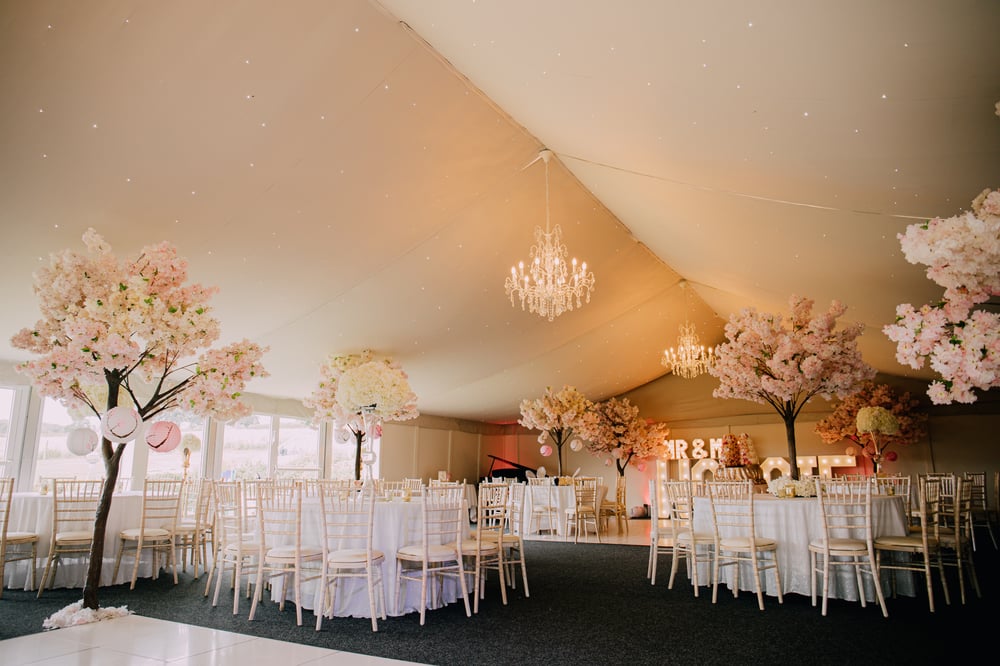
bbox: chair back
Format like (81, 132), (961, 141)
(705, 480), (756, 539)
(419, 485), (467, 555)
(963, 472), (988, 512)
(947, 476), (974, 542)
(52, 479), (103, 532)
(213, 481), (250, 548)
(0, 477), (17, 543)
(506, 482), (526, 536)
(139, 479), (183, 535)
(256, 480), (303, 550)
(574, 477), (599, 512)
(912, 476), (942, 545)
(403, 478), (425, 495)
(477, 482), (509, 532)
(317, 483), (375, 558)
(875, 475), (912, 519)
(814, 478), (874, 544)
(662, 480), (696, 527)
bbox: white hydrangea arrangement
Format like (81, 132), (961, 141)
(767, 475), (817, 497)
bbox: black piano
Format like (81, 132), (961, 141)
(486, 454), (536, 483)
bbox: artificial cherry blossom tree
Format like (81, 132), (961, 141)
(304, 350), (418, 480)
(709, 296), (875, 479)
(11, 229), (268, 612)
(814, 381), (927, 474)
(884, 187), (1000, 404)
(518, 385), (597, 476)
(579, 396), (669, 477)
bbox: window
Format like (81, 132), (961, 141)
(0, 387), (16, 476)
(34, 397), (119, 490)
(145, 410), (207, 481)
(329, 421), (380, 481)
(220, 413), (321, 480)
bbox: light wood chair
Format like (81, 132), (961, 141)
(112, 479), (183, 589)
(315, 483), (386, 632)
(1, 477), (39, 597)
(963, 471), (997, 550)
(599, 475), (630, 535)
(875, 475), (912, 524)
(660, 479), (715, 595)
(206, 481), (260, 615)
(174, 478), (214, 580)
(501, 481), (529, 596)
(37, 479), (102, 597)
(564, 477), (601, 543)
(808, 478), (887, 617)
(937, 476), (981, 604)
(706, 480), (782, 611)
(875, 476), (948, 612)
(647, 479), (672, 584)
(249, 480), (323, 626)
(395, 485), (471, 625)
(459, 482), (508, 613)
(526, 477), (558, 537)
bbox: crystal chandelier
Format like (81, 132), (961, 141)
(661, 282), (715, 378)
(505, 149), (595, 321)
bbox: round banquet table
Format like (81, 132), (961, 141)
(268, 496), (471, 618)
(3, 491), (153, 591)
(690, 493), (913, 601)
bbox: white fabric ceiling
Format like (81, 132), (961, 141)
(1, 1), (998, 423)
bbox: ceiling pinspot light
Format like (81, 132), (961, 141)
(505, 149), (595, 321)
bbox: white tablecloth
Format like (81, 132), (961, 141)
(691, 493), (911, 601)
(269, 497), (470, 618)
(522, 484), (608, 538)
(3, 491), (150, 590)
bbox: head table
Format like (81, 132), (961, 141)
(691, 492), (912, 601)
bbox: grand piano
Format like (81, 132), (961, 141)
(486, 454), (536, 483)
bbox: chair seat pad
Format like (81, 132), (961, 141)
(120, 527), (171, 540)
(458, 538), (500, 555)
(327, 548), (385, 565)
(875, 535), (938, 549)
(675, 530), (714, 544)
(721, 536), (776, 550)
(223, 541), (260, 556)
(55, 530), (95, 543)
(396, 543), (458, 562)
(809, 537), (869, 552)
(264, 545), (322, 561)
(5, 531), (39, 543)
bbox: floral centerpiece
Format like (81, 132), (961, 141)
(815, 381), (926, 476)
(305, 350), (418, 480)
(519, 385), (597, 477)
(11, 229), (268, 617)
(884, 186), (1000, 404)
(709, 295), (875, 479)
(767, 475), (817, 498)
(719, 433), (757, 467)
(855, 406), (899, 476)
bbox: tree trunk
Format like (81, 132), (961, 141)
(784, 413), (799, 480)
(353, 429), (364, 481)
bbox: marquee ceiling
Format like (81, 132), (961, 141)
(1, 1), (998, 422)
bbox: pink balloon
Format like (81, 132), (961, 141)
(539, 444), (553, 457)
(146, 421), (181, 453)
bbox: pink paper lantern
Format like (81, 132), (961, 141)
(539, 444), (553, 457)
(66, 428), (99, 456)
(145, 421), (181, 453)
(101, 406), (142, 443)
(885, 451), (898, 462)
(636, 462), (647, 472)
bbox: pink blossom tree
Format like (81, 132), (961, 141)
(579, 396), (669, 477)
(518, 385), (597, 476)
(814, 381), (927, 475)
(709, 296), (875, 479)
(304, 350), (418, 480)
(11, 229), (268, 611)
(884, 187), (1000, 404)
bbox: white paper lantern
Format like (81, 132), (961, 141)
(66, 428), (99, 456)
(569, 438), (583, 452)
(145, 421), (181, 453)
(100, 406), (142, 443)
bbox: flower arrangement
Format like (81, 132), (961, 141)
(767, 475), (817, 498)
(814, 381), (926, 474)
(719, 433), (757, 467)
(709, 295), (875, 478)
(519, 385), (597, 476)
(305, 350), (418, 479)
(576, 396), (669, 477)
(885, 186), (1000, 404)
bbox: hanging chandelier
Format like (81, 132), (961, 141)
(505, 149), (595, 321)
(661, 282), (715, 379)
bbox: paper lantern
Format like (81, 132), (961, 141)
(66, 428), (99, 456)
(146, 421), (181, 453)
(540, 444), (553, 457)
(100, 406), (142, 443)
(885, 451), (898, 462)
(636, 462), (647, 472)
(845, 446), (857, 456)
(569, 438), (583, 452)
